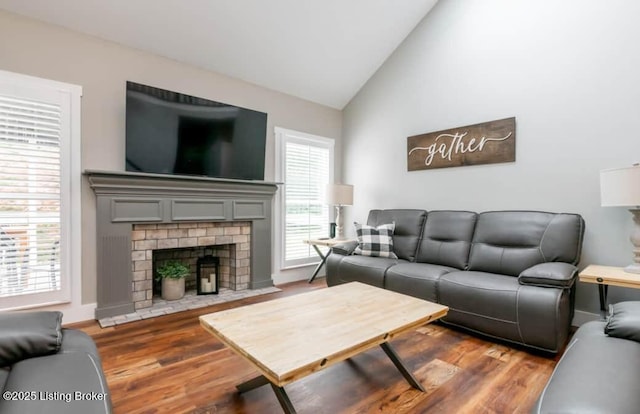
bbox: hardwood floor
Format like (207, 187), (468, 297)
(70, 280), (559, 414)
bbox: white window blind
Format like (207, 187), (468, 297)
(0, 95), (61, 297)
(276, 128), (334, 269)
(0, 71), (79, 310)
(285, 142), (330, 261)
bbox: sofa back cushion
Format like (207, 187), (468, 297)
(367, 209), (426, 261)
(468, 211), (585, 276)
(416, 210), (478, 269)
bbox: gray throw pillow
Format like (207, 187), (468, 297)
(604, 302), (640, 342)
(0, 311), (63, 367)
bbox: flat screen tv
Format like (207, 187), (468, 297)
(125, 81), (267, 181)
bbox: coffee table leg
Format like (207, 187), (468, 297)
(236, 375), (270, 393)
(270, 383), (297, 414)
(236, 375), (297, 414)
(380, 342), (425, 392)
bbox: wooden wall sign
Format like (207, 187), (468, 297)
(407, 117), (516, 171)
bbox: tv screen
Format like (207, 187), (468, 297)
(125, 81), (267, 181)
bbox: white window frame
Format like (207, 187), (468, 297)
(0, 70), (82, 311)
(275, 127), (334, 270)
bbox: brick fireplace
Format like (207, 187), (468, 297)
(86, 170), (279, 319)
(132, 221), (251, 310)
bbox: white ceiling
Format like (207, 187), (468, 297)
(0, 0), (438, 109)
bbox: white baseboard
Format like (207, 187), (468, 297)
(572, 309), (601, 327)
(272, 265), (324, 285)
(38, 302), (97, 325)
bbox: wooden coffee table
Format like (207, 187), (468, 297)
(199, 282), (448, 413)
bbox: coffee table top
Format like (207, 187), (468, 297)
(199, 282), (448, 386)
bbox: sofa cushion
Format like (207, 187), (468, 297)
(354, 222), (398, 259)
(0, 352), (112, 414)
(533, 321), (640, 414)
(385, 263), (456, 302)
(468, 211), (585, 276)
(0, 311), (63, 367)
(605, 301), (640, 342)
(416, 210), (477, 269)
(367, 209), (426, 261)
(333, 255), (402, 287)
(439, 271), (521, 343)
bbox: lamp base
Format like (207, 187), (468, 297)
(628, 209), (640, 274)
(335, 205), (346, 240)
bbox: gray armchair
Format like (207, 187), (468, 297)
(0, 311), (111, 414)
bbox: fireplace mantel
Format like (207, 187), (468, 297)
(85, 170), (280, 319)
(86, 169), (281, 197)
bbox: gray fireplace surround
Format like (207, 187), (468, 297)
(86, 170), (279, 319)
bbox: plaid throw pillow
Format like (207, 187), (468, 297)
(353, 222), (398, 259)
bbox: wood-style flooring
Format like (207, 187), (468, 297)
(70, 280), (559, 414)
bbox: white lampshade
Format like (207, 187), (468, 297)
(600, 165), (640, 207)
(325, 184), (353, 206)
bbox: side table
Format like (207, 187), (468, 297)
(579, 264), (640, 312)
(303, 238), (354, 283)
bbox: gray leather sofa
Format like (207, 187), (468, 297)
(0, 311), (112, 414)
(327, 209), (585, 353)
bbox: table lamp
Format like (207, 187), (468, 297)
(325, 184), (353, 240)
(600, 164), (640, 273)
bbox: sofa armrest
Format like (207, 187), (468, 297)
(0, 311), (63, 367)
(331, 240), (358, 256)
(518, 263), (578, 288)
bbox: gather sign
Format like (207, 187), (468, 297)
(407, 117), (516, 171)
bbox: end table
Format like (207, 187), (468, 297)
(303, 238), (353, 283)
(579, 264), (640, 313)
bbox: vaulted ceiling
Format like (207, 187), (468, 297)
(0, 0), (438, 109)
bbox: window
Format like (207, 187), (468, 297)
(0, 70), (81, 310)
(275, 127), (334, 269)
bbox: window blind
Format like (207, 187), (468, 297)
(284, 141), (330, 262)
(0, 94), (61, 297)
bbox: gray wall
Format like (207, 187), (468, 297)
(0, 10), (342, 305)
(342, 0), (640, 316)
